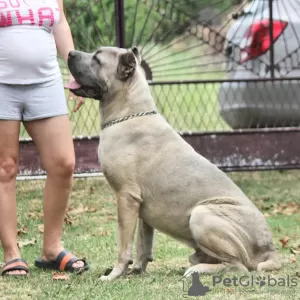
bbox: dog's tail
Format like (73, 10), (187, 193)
(257, 251), (281, 272)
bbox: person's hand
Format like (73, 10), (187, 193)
(68, 75), (85, 112)
(69, 91), (85, 112)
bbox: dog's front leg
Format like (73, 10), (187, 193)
(100, 192), (140, 281)
(129, 219), (154, 274)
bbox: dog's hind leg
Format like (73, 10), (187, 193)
(257, 252), (281, 272)
(100, 191), (141, 281)
(184, 261), (248, 277)
(184, 262), (237, 277)
(185, 205), (250, 277)
(128, 219), (154, 274)
(189, 248), (219, 265)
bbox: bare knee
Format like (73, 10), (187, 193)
(44, 156), (75, 179)
(0, 157), (18, 182)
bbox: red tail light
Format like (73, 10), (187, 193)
(240, 20), (288, 63)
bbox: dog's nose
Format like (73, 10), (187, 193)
(68, 51), (76, 60)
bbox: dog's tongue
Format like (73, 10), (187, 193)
(65, 80), (81, 90)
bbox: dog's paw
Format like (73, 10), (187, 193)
(99, 268), (114, 281)
(99, 266), (128, 281)
(183, 265), (202, 277)
(99, 275), (113, 282)
(128, 267), (143, 275)
(128, 257), (153, 275)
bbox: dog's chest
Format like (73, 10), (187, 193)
(98, 132), (141, 171)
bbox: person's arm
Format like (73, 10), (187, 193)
(53, 0), (74, 63)
(54, 0), (84, 112)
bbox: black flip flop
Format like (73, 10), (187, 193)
(35, 250), (89, 274)
(1, 258), (29, 276)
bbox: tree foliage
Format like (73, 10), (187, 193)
(64, 0), (241, 51)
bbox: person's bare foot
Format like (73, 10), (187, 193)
(4, 269), (27, 275)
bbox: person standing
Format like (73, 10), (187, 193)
(0, 0), (88, 276)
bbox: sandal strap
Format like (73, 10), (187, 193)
(65, 257), (86, 271)
(4, 258), (27, 265)
(55, 250), (75, 271)
(49, 250), (87, 272)
(1, 258), (29, 275)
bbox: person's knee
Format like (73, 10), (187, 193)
(0, 157), (18, 182)
(46, 156), (75, 178)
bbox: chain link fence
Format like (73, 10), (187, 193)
(19, 78), (300, 138)
(17, 0), (300, 174)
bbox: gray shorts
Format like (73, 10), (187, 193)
(0, 78), (68, 121)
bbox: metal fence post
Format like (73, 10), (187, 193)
(114, 0), (126, 48)
(268, 0), (275, 78)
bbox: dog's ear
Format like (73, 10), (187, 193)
(132, 46), (141, 65)
(117, 50), (137, 81)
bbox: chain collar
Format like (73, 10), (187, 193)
(102, 110), (158, 130)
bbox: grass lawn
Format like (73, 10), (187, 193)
(1, 170), (300, 299)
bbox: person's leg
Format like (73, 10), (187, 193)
(0, 120), (23, 274)
(23, 115), (83, 268)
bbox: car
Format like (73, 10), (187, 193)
(218, 0), (300, 129)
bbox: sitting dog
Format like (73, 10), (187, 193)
(66, 46), (281, 281)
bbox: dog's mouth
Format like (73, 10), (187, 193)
(65, 79), (82, 91)
(65, 79), (106, 100)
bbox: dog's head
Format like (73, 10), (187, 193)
(66, 46), (141, 101)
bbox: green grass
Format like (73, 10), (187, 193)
(1, 170), (300, 299)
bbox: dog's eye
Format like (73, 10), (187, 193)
(93, 56), (102, 66)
